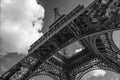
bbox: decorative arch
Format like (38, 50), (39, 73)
(28, 71), (59, 80)
(75, 66), (118, 80)
(75, 68), (120, 80)
(27, 62), (67, 80)
(73, 30), (120, 80)
(29, 74), (54, 80)
(94, 30), (120, 65)
(69, 56), (119, 80)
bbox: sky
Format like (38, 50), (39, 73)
(0, 0), (45, 75)
(29, 70), (120, 80)
(0, 0), (120, 79)
(0, 0), (44, 55)
(81, 70), (120, 80)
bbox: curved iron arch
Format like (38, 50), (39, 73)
(75, 67), (119, 80)
(94, 31), (120, 62)
(87, 30), (120, 72)
(27, 71), (59, 80)
(72, 29), (120, 80)
(27, 65), (67, 80)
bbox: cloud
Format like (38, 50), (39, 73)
(1, 65), (8, 72)
(83, 69), (106, 80)
(115, 78), (120, 80)
(75, 48), (83, 53)
(0, 52), (25, 75)
(92, 69), (106, 77)
(111, 78), (120, 80)
(0, 0), (45, 55)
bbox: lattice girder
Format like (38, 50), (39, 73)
(71, 58), (119, 80)
(27, 61), (68, 80)
(95, 31), (120, 66)
(1, 0), (120, 80)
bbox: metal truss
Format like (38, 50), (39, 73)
(0, 0), (120, 80)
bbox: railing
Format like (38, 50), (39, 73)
(49, 15), (66, 29)
(28, 4), (85, 53)
(28, 0), (100, 53)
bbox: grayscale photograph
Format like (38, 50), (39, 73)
(0, 0), (120, 80)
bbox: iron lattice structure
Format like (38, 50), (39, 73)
(0, 0), (120, 80)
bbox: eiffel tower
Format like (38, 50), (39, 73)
(1, 0), (120, 80)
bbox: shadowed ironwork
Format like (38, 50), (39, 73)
(0, 0), (120, 80)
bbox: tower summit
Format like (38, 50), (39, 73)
(0, 0), (120, 80)
(53, 8), (61, 21)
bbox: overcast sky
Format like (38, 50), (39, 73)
(0, 0), (120, 79)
